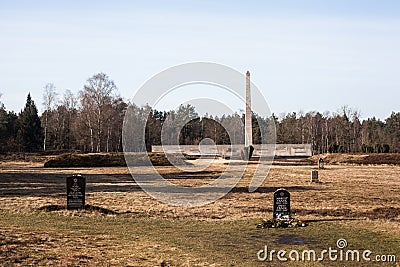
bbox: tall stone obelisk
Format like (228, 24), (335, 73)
(245, 70), (252, 147)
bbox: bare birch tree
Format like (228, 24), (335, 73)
(42, 83), (58, 151)
(80, 73), (117, 152)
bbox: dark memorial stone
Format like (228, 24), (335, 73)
(67, 175), (86, 209)
(318, 158), (324, 169)
(273, 188), (290, 219)
(311, 170), (319, 182)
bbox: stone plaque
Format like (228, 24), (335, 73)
(273, 188), (290, 219)
(311, 170), (319, 182)
(67, 175), (86, 209)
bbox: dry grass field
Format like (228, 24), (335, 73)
(0, 155), (399, 266)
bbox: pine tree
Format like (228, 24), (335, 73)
(0, 98), (7, 151)
(17, 93), (43, 151)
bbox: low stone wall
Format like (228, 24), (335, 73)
(152, 144), (312, 158)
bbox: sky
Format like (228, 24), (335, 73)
(0, 0), (400, 120)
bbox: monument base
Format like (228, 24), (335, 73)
(242, 145), (254, 160)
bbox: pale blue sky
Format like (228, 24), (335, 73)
(1, 1), (399, 119)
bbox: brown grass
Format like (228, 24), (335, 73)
(1, 158), (400, 265)
(2, 161), (400, 221)
(310, 153), (400, 165)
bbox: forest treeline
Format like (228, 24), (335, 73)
(1, 73), (399, 154)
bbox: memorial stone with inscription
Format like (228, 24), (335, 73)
(273, 188), (290, 219)
(311, 170), (319, 182)
(318, 158), (324, 169)
(67, 175), (86, 209)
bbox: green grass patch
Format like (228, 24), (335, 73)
(0, 210), (398, 266)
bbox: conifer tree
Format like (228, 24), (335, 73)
(17, 93), (43, 151)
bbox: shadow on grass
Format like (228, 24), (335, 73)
(298, 207), (400, 221)
(161, 170), (223, 180)
(304, 218), (359, 222)
(230, 185), (317, 194)
(38, 204), (118, 215)
(0, 173), (141, 197)
(0, 170), (320, 198)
